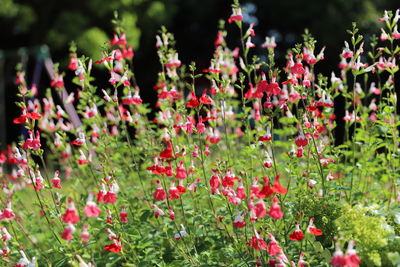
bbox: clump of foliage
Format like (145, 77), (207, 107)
(335, 204), (397, 266)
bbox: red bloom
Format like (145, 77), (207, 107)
(61, 224), (75, 241)
(168, 182), (180, 199)
(199, 90), (213, 105)
(233, 214), (246, 228)
(159, 140), (174, 159)
(258, 177), (274, 198)
(271, 174), (287, 194)
(307, 217), (323, 236)
(258, 128), (272, 142)
(228, 7), (243, 24)
(289, 222), (305, 241)
(52, 170), (62, 189)
(103, 191), (117, 204)
(267, 234), (282, 256)
(236, 184), (246, 199)
(84, 194), (101, 218)
(209, 172), (221, 189)
(120, 206), (128, 223)
(153, 180), (167, 201)
(68, 56), (78, 71)
(62, 200), (80, 224)
(0, 200), (15, 221)
(186, 91), (200, 108)
(71, 139), (84, 146)
(295, 134), (308, 147)
(177, 180), (186, 194)
(331, 243), (346, 267)
(290, 62), (305, 75)
(254, 199), (267, 218)
(175, 161), (187, 179)
(250, 234), (267, 251)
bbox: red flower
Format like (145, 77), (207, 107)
(52, 170), (62, 189)
(331, 243), (346, 267)
(307, 217), (323, 236)
(104, 239), (122, 253)
(0, 200), (15, 221)
(61, 224), (75, 241)
(159, 140), (174, 159)
(186, 91), (200, 108)
(62, 199), (80, 224)
(267, 234), (282, 256)
(228, 7), (243, 24)
(258, 177), (274, 198)
(153, 180), (167, 201)
(104, 191), (117, 204)
(175, 161), (187, 179)
(254, 199), (266, 218)
(209, 172), (221, 189)
(250, 234), (267, 251)
(233, 214), (246, 228)
(199, 90), (213, 105)
(258, 128), (272, 142)
(289, 222), (305, 241)
(68, 56), (78, 71)
(291, 62), (305, 75)
(13, 114), (27, 124)
(271, 174), (287, 194)
(177, 180), (186, 194)
(168, 182), (180, 199)
(120, 206), (128, 223)
(295, 134), (308, 147)
(71, 139), (84, 146)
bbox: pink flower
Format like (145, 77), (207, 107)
(272, 174), (288, 195)
(151, 204), (165, 218)
(233, 214), (246, 228)
(168, 181), (180, 199)
(186, 91), (200, 108)
(331, 243), (346, 267)
(120, 206), (128, 223)
(267, 234), (282, 256)
(81, 224), (90, 243)
(153, 180), (167, 201)
(0, 200), (15, 221)
(175, 161), (187, 179)
(84, 193), (101, 217)
(52, 170), (62, 189)
(341, 41), (354, 58)
(307, 217), (323, 236)
(250, 231), (267, 251)
(62, 199), (80, 224)
(228, 7), (243, 24)
(254, 198), (267, 218)
(61, 224), (75, 241)
(268, 197), (283, 220)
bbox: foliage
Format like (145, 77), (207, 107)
(0, 2), (399, 267)
(335, 204), (398, 266)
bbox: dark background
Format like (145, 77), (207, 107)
(0, 0), (398, 148)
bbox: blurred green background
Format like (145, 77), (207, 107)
(0, 0), (398, 147)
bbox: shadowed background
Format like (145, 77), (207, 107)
(0, 0), (398, 148)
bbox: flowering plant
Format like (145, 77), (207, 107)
(1, 2), (400, 266)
